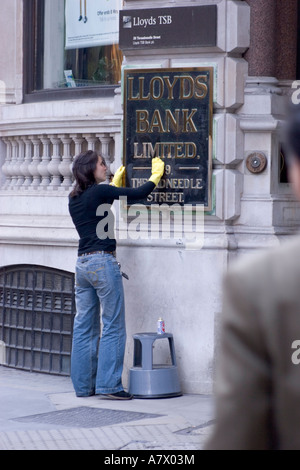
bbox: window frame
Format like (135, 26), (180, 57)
(297, 0), (300, 79)
(23, 0), (117, 103)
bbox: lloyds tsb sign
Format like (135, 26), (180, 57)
(123, 68), (213, 209)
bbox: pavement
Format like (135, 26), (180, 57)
(0, 365), (215, 452)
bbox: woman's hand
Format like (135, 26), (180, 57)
(110, 165), (125, 187)
(149, 157), (165, 186)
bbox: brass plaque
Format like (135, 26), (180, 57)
(123, 67), (213, 209)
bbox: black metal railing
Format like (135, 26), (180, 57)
(0, 265), (76, 375)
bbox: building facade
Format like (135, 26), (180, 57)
(0, 0), (299, 394)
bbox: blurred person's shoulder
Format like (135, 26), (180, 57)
(226, 234), (300, 291)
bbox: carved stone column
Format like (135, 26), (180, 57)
(38, 135), (51, 189)
(9, 137), (19, 189)
(16, 137), (25, 188)
(58, 134), (73, 189)
(245, 0), (297, 80)
(244, 0), (276, 77)
(98, 134), (113, 183)
(47, 135), (62, 189)
(71, 134), (85, 157)
(84, 134), (98, 152)
(28, 136), (42, 188)
(20, 136), (33, 189)
(2, 138), (12, 189)
(275, 0), (297, 80)
(70, 134), (85, 179)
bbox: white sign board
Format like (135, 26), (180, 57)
(65, 0), (121, 49)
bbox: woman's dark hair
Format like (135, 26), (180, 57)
(69, 150), (100, 197)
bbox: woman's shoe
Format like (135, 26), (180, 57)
(101, 390), (133, 400)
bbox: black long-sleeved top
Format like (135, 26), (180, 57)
(68, 181), (155, 255)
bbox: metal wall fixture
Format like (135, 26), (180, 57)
(246, 152), (267, 174)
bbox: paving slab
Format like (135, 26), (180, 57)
(0, 366), (215, 451)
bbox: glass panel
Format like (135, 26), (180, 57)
(40, 0), (122, 90)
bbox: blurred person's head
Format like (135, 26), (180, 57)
(285, 106), (300, 200)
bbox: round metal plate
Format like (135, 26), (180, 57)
(246, 152), (267, 174)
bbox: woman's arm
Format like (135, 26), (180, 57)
(104, 157), (164, 201)
(97, 181), (156, 201)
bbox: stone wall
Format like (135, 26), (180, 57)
(0, 0), (298, 393)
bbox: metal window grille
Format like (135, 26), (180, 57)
(0, 265), (76, 375)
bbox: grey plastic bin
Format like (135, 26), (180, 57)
(128, 332), (182, 398)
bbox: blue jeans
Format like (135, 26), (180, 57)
(71, 253), (126, 396)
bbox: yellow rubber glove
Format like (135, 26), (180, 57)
(149, 157), (165, 186)
(110, 165), (125, 187)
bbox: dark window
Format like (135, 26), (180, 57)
(279, 145), (289, 184)
(24, 0), (123, 102)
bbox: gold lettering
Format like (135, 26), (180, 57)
(165, 109), (180, 133)
(147, 192), (184, 203)
(149, 109), (165, 133)
(135, 142), (199, 158)
(163, 143), (172, 156)
(131, 178), (149, 187)
(174, 143), (185, 158)
(150, 77), (164, 100)
(156, 178), (202, 190)
(186, 142), (197, 158)
(136, 110), (149, 133)
(136, 110), (198, 134)
(146, 142), (162, 158)
(157, 179), (165, 189)
(128, 77), (139, 100)
(191, 178), (203, 189)
(139, 77), (150, 100)
(165, 192), (178, 203)
(182, 109), (197, 133)
(128, 73), (208, 101)
(195, 75), (208, 99)
(164, 76), (179, 99)
(134, 142), (142, 158)
(164, 148), (173, 158)
(179, 76), (194, 99)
